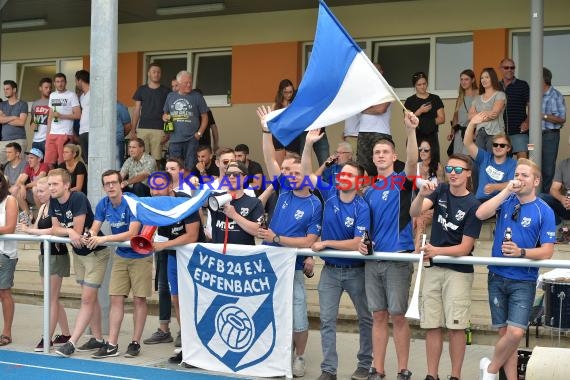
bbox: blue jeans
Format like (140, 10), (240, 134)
(318, 265), (372, 374)
(541, 130), (560, 193)
(488, 272), (536, 330)
(539, 193), (570, 225)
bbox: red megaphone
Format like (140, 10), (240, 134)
(130, 225), (157, 255)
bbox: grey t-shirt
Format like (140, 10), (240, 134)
(553, 158), (570, 192)
(4, 159), (26, 186)
(163, 91), (208, 144)
(132, 84), (170, 130)
(471, 91), (506, 136)
(0, 100), (29, 140)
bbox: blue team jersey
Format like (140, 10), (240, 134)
(364, 172), (414, 252)
(475, 149), (517, 200)
(268, 188), (322, 270)
(94, 195), (141, 259)
(320, 186), (370, 266)
(490, 194), (556, 281)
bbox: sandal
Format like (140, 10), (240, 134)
(0, 334), (12, 346)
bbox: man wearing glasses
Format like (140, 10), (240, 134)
(499, 58), (529, 159)
(476, 159), (555, 380)
(208, 161), (264, 245)
(84, 169), (148, 359)
(464, 112), (517, 201)
(317, 141), (353, 184)
(410, 153), (482, 380)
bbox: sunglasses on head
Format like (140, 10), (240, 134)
(444, 166), (469, 174)
(418, 148), (430, 153)
(493, 143), (509, 148)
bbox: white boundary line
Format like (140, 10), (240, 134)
(0, 360), (141, 380)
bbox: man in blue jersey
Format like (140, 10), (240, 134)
(84, 169), (148, 359)
(476, 159), (555, 380)
(358, 111), (419, 380)
(464, 113), (517, 201)
(258, 105), (322, 378)
(410, 154), (482, 380)
(302, 130), (372, 380)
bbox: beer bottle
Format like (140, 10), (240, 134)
(465, 321), (472, 345)
(325, 156), (338, 168)
(504, 227), (512, 242)
(53, 106), (59, 123)
(362, 230), (373, 255)
(259, 213), (268, 229)
(163, 114), (174, 133)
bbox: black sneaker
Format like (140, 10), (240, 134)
(55, 341), (75, 358)
(397, 369), (412, 380)
(76, 337), (106, 352)
(124, 341), (141, 358)
(168, 351), (183, 364)
(34, 337), (53, 352)
(92, 343), (119, 359)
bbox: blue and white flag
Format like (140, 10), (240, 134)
(266, 0), (398, 146)
(178, 243), (296, 378)
(123, 190), (210, 226)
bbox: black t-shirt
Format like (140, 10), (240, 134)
(426, 183), (482, 273)
(404, 93), (445, 137)
(38, 207), (69, 256)
(49, 191), (104, 255)
(132, 85), (170, 130)
(190, 161), (220, 182)
(58, 161), (88, 194)
(210, 193), (264, 245)
(157, 193), (203, 255)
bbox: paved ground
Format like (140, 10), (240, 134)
(0, 303), (507, 380)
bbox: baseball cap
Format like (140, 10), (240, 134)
(25, 147), (44, 160)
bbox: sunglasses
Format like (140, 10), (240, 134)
(511, 203), (521, 221)
(221, 159), (231, 166)
(418, 148), (431, 153)
(444, 166), (469, 174)
(502, 66), (515, 70)
(492, 143), (509, 148)
(226, 171), (243, 178)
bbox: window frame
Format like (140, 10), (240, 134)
(510, 27), (570, 95)
(301, 32), (473, 100)
(145, 47), (232, 107)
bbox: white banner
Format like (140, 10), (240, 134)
(177, 243), (297, 377)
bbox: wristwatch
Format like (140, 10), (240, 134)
(520, 248), (527, 258)
(272, 235), (281, 244)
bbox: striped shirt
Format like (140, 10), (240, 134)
(501, 78), (529, 135)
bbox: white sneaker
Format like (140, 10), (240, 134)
(479, 357), (496, 380)
(292, 356), (305, 377)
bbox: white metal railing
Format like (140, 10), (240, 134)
(6, 233), (570, 354)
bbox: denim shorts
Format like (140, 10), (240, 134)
(293, 270), (309, 332)
(0, 255), (17, 289)
(488, 272), (536, 330)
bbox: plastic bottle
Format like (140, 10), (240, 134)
(163, 114), (174, 133)
(53, 105), (59, 122)
(465, 321), (472, 345)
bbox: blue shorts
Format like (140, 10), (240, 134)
(167, 254), (178, 296)
(488, 272), (536, 330)
(293, 270), (309, 332)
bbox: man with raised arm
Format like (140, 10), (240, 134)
(357, 111), (419, 380)
(257, 106), (322, 378)
(302, 129), (372, 380)
(476, 159), (555, 380)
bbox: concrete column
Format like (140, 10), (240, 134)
(89, 0), (118, 334)
(528, 0), (543, 166)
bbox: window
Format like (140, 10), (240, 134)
(146, 49), (232, 107)
(512, 29), (570, 94)
(302, 34), (473, 99)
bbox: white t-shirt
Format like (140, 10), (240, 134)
(344, 114), (360, 137)
(79, 91), (90, 135)
(357, 104), (392, 134)
(49, 90), (80, 135)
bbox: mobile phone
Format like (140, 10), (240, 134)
(423, 101), (431, 107)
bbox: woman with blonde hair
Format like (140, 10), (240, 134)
(18, 176), (71, 351)
(448, 69), (478, 155)
(58, 143), (87, 194)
